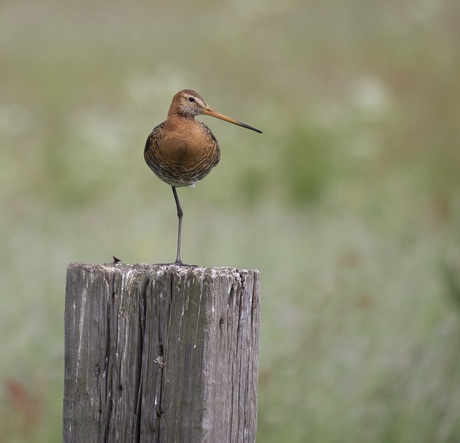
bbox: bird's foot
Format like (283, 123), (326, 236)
(152, 260), (199, 267)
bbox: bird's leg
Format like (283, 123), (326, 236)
(172, 186), (184, 265)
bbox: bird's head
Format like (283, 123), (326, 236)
(169, 89), (262, 133)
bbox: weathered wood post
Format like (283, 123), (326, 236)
(63, 263), (260, 443)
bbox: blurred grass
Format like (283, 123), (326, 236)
(1, 0), (460, 441)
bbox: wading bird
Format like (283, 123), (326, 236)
(144, 89), (262, 265)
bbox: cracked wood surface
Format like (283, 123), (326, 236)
(63, 263), (260, 443)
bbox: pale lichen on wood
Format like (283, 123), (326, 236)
(63, 263), (260, 443)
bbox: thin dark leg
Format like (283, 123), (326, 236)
(172, 187), (183, 265)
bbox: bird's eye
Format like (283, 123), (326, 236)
(188, 97), (195, 102)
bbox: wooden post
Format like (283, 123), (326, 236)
(63, 263), (260, 443)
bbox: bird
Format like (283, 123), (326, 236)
(144, 89), (262, 265)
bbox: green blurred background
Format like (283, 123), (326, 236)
(1, 0), (460, 441)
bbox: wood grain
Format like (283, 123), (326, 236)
(63, 263), (260, 443)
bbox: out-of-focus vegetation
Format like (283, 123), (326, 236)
(1, 0), (459, 441)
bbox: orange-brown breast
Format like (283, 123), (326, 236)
(144, 119), (220, 187)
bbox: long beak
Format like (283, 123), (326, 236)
(203, 106), (262, 134)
